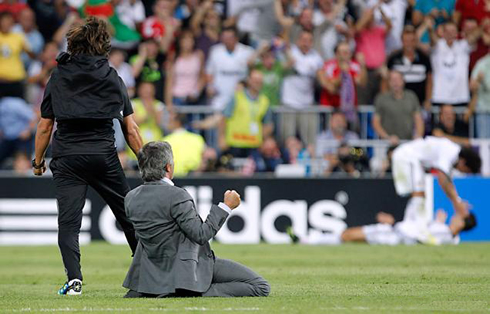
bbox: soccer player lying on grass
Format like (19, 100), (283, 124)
(391, 136), (481, 242)
(288, 210), (477, 246)
(123, 141), (270, 298)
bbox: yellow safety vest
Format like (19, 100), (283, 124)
(126, 98), (164, 159)
(163, 129), (205, 176)
(225, 90), (270, 148)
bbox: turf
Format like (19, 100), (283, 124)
(0, 242), (489, 313)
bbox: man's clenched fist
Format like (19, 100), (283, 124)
(224, 190), (241, 210)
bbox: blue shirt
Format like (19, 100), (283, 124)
(12, 24), (44, 69)
(0, 97), (35, 140)
(414, 0), (456, 43)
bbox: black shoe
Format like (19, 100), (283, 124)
(287, 226), (300, 244)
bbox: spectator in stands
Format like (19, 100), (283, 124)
(432, 104), (469, 145)
(412, 0), (454, 45)
(315, 111), (360, 158)
(12, 152), (31, 174)
(165, 29), (205, 107)
(12, 7), (43, 69)
(0, 97), (37, 169)
(465, 18), (490, 72)
(28, 0), (69, 41)
(163, 113), (206, 176)
(429, 21), (480, 107)
(190, 0), (221, 61)
(284, 135), (314, 167)
(26, 41), (59, 105)
(226, 0), (281, 45)
(286, 7), (315, 44)
(109, 49), (136, 98)
(0, 1), (27, 19)
(206, 26), (254, 110)
(386, 26), (432, 109)
(367, 0), (408, 54)
(126, 82), (164, 159)
(317, 41), (367, 124)
(141, 0), (181, 52)
(252, 41), (294, 108)
(79, 0), (142, 49)
(251, 137), (288, 173)
(372, 71), (424, 144)
(0, 11), (34, 98)
(355, 3), (392, 105)
(281, 29), (323, 145)
(469, 50), (490, 138)
(219, 69), (273, 158)
(130, 39), (166, 101)
(174, 0), (201, 26)
(196, 146), (219, 173)
(453, 0), (490, 29)
(114, 0), (146, 36)
(312, 0), (353, 60)
(52, 12), (83, 51)
(325, 143), (370, 177)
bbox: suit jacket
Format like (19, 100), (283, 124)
(122, 180), (229, 295)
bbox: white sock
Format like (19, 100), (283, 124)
(404, 196), (426, 222)
(305, 230), (342, 245)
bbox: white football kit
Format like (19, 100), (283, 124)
(392, 136), (461, 196)
(362, 220), (459, 246)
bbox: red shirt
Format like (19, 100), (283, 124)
(320, 59), (361, 107)
(455, 0), (490, 26)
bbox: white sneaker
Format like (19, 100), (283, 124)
(58, 279), (82, 295)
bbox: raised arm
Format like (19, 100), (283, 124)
(170, 190), (240, 245)
(355, 7), (374, 33)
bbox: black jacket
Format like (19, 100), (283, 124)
(41, 52), (130, 121)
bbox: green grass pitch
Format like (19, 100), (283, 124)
(1, 242), (490, 313)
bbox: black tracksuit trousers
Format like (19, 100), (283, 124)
(49, 152), (137, 281)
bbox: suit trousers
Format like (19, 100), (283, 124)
(202, 258), (270, 297)
(124, 258), (270, 298)
(50, 153), (138, 281)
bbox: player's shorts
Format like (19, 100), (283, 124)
(428, 222), (460, 245)
(362, 223), (401, 245)
(392, 147), (425, 196)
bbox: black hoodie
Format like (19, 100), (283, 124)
(41, 53), (133, 157)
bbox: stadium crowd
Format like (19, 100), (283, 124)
(0, 0), (489, 176)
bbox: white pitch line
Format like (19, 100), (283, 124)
(10, 307), (262, 312)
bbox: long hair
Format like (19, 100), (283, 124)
(66, 16), (111, 57)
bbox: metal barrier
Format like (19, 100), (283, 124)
(173, 104), (484, 143)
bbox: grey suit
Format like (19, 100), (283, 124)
(122, 180), (270, 297)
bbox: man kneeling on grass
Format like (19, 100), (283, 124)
(123, 141), (270, 298)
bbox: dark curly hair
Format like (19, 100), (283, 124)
(66, 16), (111, 57)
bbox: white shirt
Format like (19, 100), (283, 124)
(110, 61), (135, 89)
(368, 0), (407, 54)
(161, 177), (232, 214)
(396, 136), (461, 176)
(471, 54), (490, 111)
(431, 39), (471, 104)
(281, 45), (323, 109)
(206, 43), (254, 110)
(313, 10), (346, 60)
(116, 0), (146, 30)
